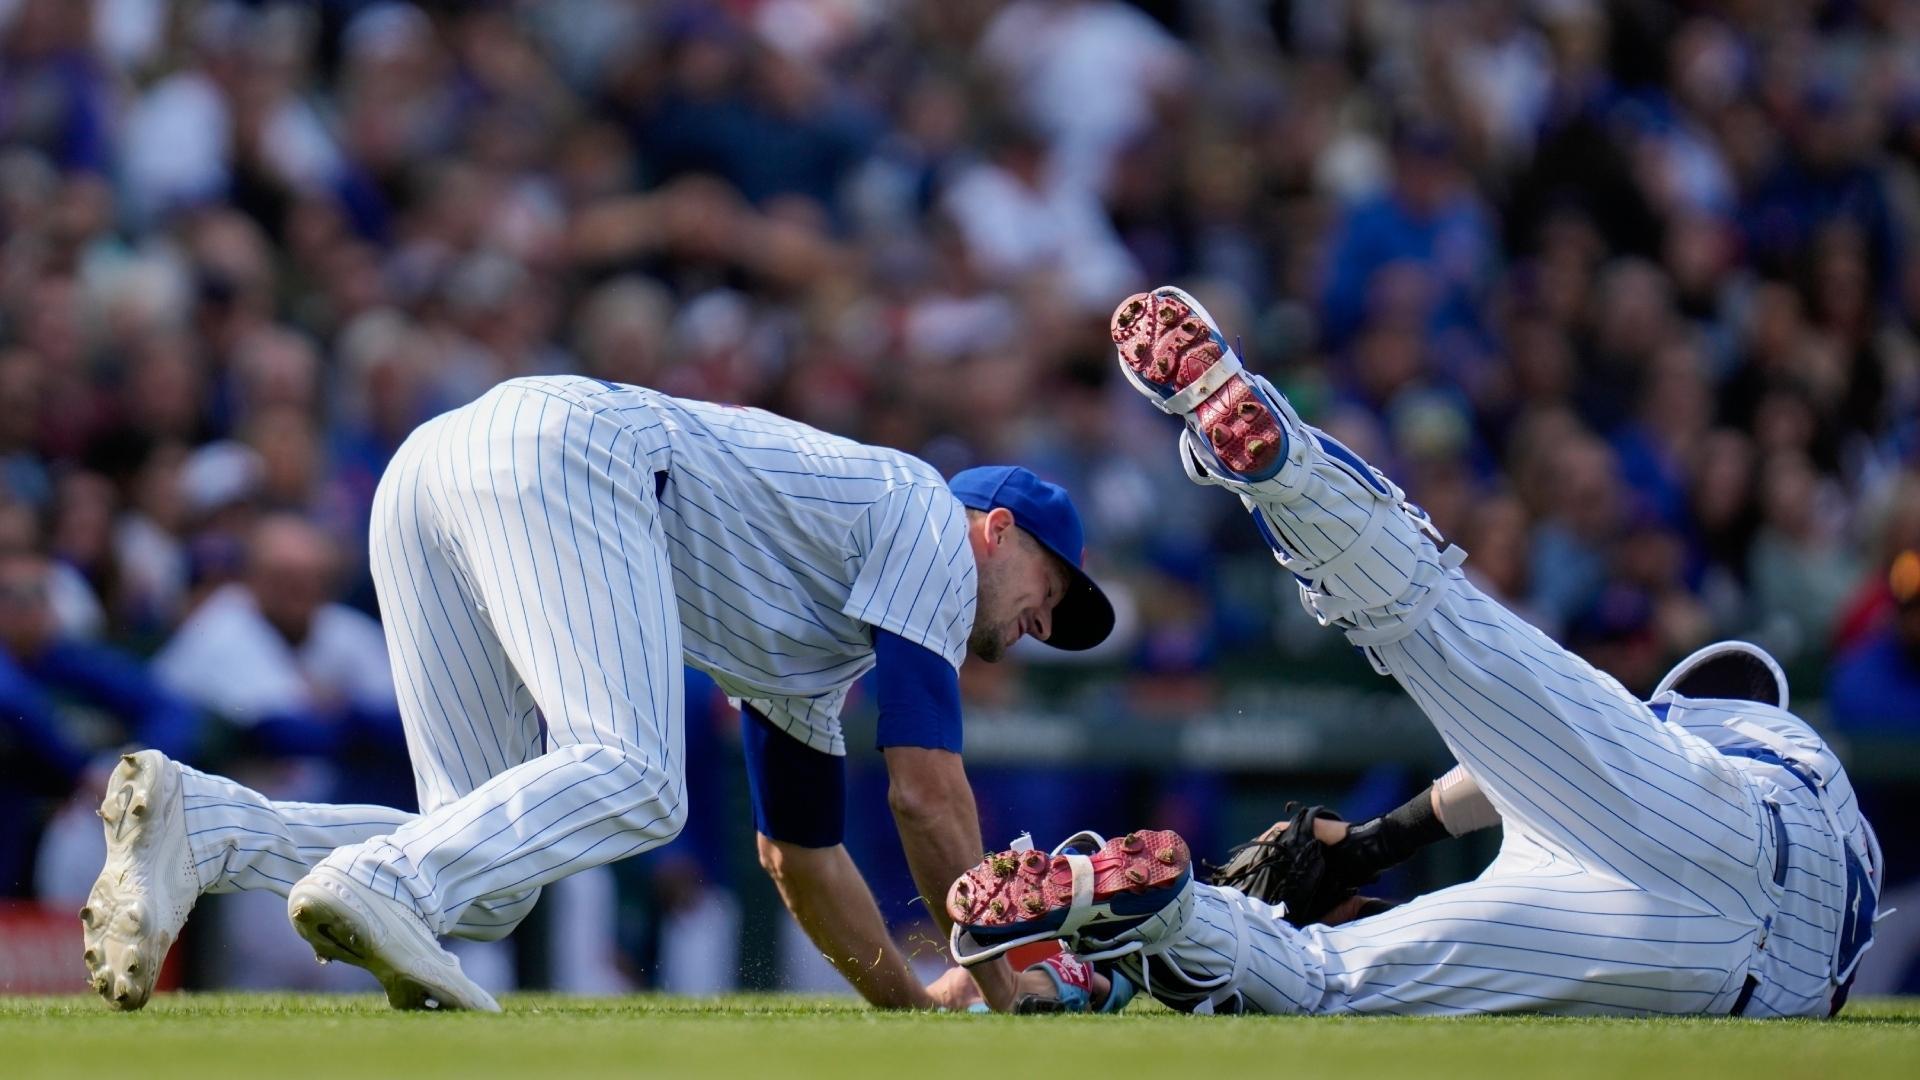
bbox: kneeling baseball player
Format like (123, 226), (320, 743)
(81, 376), (1115, 1013)
(946, 286), (1883, 1019)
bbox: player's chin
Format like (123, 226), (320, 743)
(967, 628), (1012, 663)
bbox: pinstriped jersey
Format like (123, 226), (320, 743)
(512, 376), (977, 755)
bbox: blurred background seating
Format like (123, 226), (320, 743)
(0, 0), (1915, 997)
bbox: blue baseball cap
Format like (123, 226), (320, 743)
(948, 465), (1115, 651)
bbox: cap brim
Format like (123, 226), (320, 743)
(1039, 565), (1115, 651)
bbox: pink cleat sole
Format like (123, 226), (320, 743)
(1110, 289), (1286, 479)
(947, 830), (1190, 935)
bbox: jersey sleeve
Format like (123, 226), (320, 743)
(872, 628), (963, 754)
(840, 483), (977, 670)
(740, 705), (846, 848)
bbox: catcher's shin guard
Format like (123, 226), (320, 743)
(1112, 287), (1465, 649)
(947, 830), (1194, 966)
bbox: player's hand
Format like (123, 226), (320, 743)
(1211, 804), (1365, 927)
(1014, 957), (1115, 1012)
(925, 965), (987, 1011)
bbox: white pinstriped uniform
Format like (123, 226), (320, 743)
(1120, 419), (1878, 1018)
(175, 376), (976, 937)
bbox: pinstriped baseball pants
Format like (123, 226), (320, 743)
(1147, 570), (1788, 1015)
(178, 382), (688, 938)
(1127, 427), (1838, 1016)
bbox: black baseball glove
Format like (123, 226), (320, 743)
(1208, 803), (1416, 926)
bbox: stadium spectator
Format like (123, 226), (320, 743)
(0, 550), (198, 897)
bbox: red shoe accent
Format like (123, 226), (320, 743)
(947, 831), (1190, 929)
(1110, 290), (1283, 477)
(1006, 940), (1063, 971)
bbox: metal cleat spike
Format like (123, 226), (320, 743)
(1126, 868), (1147, 885)
(1157, 849), (1177, 865)
(1210, 426), (1230, 447)
(1238, 401), (1261, 419)
(1121, 833), (1143, 852)
(1245, 437), (1269, 458)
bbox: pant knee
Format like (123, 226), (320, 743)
(450, 887), (542, 941)
(636, 777), (688, 844)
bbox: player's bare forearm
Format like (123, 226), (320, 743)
(756, 835), (931, 1010)
(882, 746), (1017, 1011)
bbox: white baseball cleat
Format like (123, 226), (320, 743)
(82, 750), (200, 1010)
(1110, 286), (1297, 483)
(288, 866), (501, 1012)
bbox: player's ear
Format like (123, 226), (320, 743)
(985, 507), (1016, 551)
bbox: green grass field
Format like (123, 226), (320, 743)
(5, 994), (1918, 1080)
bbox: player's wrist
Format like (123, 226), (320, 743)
(968, 956), (1017, 1011)
(1331, 787), (1451, 878)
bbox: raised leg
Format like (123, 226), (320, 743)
(1111, 287), (1774, 913)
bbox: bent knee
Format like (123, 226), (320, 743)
(450, 887), (542, 941)
(657, 798), (688, 845)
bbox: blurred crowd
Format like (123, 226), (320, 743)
(2, 0), (1919, 991)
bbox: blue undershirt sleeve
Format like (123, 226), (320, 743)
(871, 627), (964, 754)
(740, 705), (847, 849)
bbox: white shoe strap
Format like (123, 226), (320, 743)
(1055, 853), (1099, 938)
(1157, 350), (1244, 416)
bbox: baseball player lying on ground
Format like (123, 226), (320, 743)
(83, 375), (1115, 1013)
(946, 286), (1884, 1019)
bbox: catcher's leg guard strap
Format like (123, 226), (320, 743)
(1124, 899), (1244, 1013)
(1190, 898), (1250, 1015)
(1204, 418), (1467, 646)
